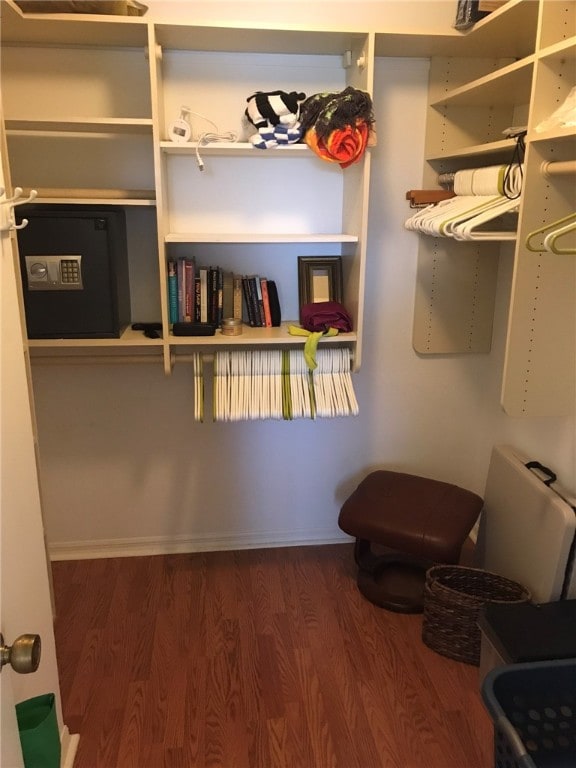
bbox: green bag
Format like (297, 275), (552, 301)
(15, 694), (61, 768)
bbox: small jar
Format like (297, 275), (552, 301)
(220, 317), (243, 336)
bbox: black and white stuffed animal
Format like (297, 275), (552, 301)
(244, 90), (306, 149)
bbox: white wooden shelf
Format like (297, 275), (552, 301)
(18, 187), (156, 206)
(154, 24), (365, 56)
(376, 0), (538, 58)
(27, 330), (164, 350)
(529, 127), (576, 145)
(6, 118), (153, 135)
(430, 56), (535, 108)
(376, 1), (539, 59)
(1, 0), (148, 47)
(27, 326), (356, 351)
(160, 142), (310, 157)
(165, 233), (358, 244)
(426, 138), (517, 163)
(452, 0), (539, 59)
(537, 36), (576, 63)
(31, 195), (155, 207)
(169, 323), (357, 346)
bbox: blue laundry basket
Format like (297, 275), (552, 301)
(481, 658), (576, 768)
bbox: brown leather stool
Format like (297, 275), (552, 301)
(339, 470), (483, 613)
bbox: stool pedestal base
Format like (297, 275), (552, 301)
(354, 538), (430, 613)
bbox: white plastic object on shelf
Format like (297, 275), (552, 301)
(168, 105), (192, 144)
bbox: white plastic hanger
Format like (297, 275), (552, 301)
(451, 197), (520, 241)
(543, 218), (576, 255)
(525, 212), (576, 252)
(406, 195), (503, 237)
(440, 196), (510, 238)
(212, 348), (357, 421)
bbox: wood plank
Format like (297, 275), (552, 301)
(52, 544), (493, 767)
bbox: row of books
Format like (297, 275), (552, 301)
(167, 259), (235, 325)
(167, 258), (281, 327)
(241, 274), (281, 328)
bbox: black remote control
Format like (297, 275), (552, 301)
(131, 322), (162, 339)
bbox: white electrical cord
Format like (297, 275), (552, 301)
(186, 110), (238, 170)
(195, 131), (239, 170)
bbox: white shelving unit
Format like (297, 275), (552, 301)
(411, 0), (575, 418)
(501, 2), (576, 417)
(0, 0), (573, 416)
(0, 0), (374, 375)
(0, 5), (155, 203)
(146, 21), (374, 373)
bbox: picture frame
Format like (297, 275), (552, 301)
(298, 256), (343, 308)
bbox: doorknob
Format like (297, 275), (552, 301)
(0, 633), (41, 674)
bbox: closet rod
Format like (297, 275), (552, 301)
(31, 349), (355, 367)
(541, 160), (576, 179)
(30, 352), (215, 367)
(171, 353), (214, 366)
(171, 351), (354, 365)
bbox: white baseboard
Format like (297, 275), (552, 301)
(48, 529), (352, 561)
(60, 726), (79, 768)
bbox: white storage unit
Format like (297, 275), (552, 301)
(411, 0), (575, 418)
(1, 0), (573, 418)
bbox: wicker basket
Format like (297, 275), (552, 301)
(422, 565), (531, 666)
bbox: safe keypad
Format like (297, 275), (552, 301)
(60, 260), (81, 284)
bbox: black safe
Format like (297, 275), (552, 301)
(17, 206), (131, 339)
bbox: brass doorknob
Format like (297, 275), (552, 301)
(0, 633), (41, 674)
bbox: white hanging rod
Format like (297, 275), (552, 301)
(541, 160), (576, 179)
(31, 349), (355, 367)
(173, 349), (353, 366)
(171, 352), (214, 366)
(31, 352), (213, 367)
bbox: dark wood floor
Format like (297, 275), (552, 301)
(52, 544), (493, 768)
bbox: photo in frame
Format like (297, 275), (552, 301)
(298, 256), (343, 309)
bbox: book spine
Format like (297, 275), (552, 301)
(167, 260), (178, 324)
(254, 275), (265, 326)
(199, 267), (209, 323)
(260, 277), (272, 327)
(207, 267), (221, 325)
(184, 259), (195, 322)
(194, 277), (201, 322)
(267, 280), (281, 327)
(217, 267), (223, 325)
(242, 276), (255, 326)
(233, 275), (243, 320)
(177, 257), (186, 322)
(222, 270), (234, 320)
(248, 276), (261, 327)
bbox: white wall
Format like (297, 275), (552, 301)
(29, 43), (575, 558)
